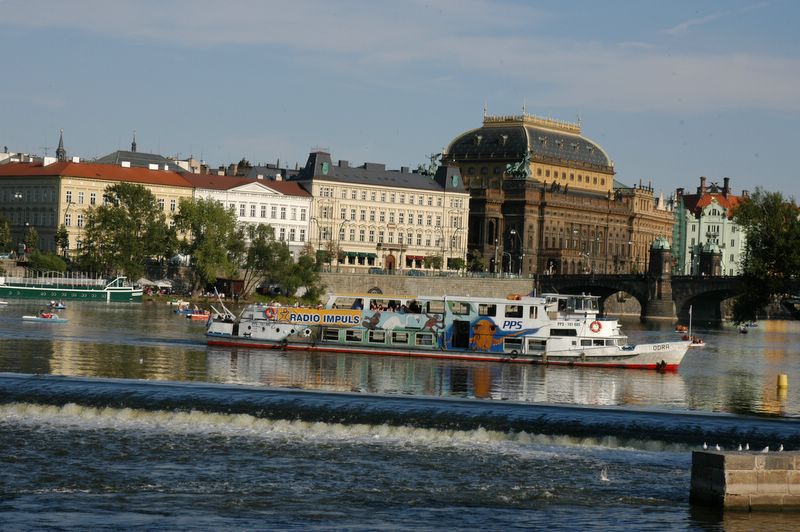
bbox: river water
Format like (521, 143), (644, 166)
(1, 301), (799, 530)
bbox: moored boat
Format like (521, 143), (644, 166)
(0, 272), (142, 302)
(206, 293), (691, 371)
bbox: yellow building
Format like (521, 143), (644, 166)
(446, 112), (674, 274)
(293, 151), (470, 273)
(0, 159), (193, 254)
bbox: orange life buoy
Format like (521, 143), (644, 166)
(590, 320), (602, 333)
(265, 307), (276, 320)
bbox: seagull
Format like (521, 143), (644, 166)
(762, 446), (770, 453)
(779, 444), (784, 452)
(600, 466), (609, 482)
(703, 442), (708, 450)
(738, 444), (742, 451)
(745, 443), (750, 451)
(715, 444), (721, 451)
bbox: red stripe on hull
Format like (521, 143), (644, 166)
(206, 338), (679, 370)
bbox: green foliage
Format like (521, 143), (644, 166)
(732, 187), (800, 322)
(79, 182), (170, 279)
(24, 226), (39, 252)
(173, 197), (241, 293)
(467, 249), (487, 272)
(423, 255), (443, 269)
(54, 224), (69, 257)
(27, 251), (67, 273)
(0, 216), (10, 251)
(448, 257), (466, 271)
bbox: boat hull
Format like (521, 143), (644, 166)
(0, 285), (142, 302)
(206, 334), (689, 371)
(22, 315), (68, 323)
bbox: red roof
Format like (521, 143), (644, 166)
(158, 173), (310, 197)
(682, 192), (743, 218)
(0, 161), (193, 188)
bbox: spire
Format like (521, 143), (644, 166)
(131, 130), (137, 152)
(56, 128), (66, 162)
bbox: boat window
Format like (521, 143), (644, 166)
(581, 339), (592, 346)
(478, 303), (496, 317)
(504, 337), (523, 352)
(331, 297), (359, 310)
(407, 300), (422, 313)
(426, 300), (445, 314)
(550, 328), (577, 337)
(529, 306), (538, 319)
(593, 339), (605, 346)
(392, 331), (409, 344)
(368, 330), (386, 343)
(449, 301), (471, 315)
(527, 339), (546, 352)
(415, 332), (434, 346)
(345, 330), (363, 342)
(505, 305), (523, 318)
(368, 298), (401, 312)
(322, 328), (340, 341)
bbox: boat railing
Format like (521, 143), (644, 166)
(4, 272), (108, 288)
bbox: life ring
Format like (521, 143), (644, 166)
(590, 320), (602, 333)
(303, 328), (312, 337)
(265, 307), (276, 320)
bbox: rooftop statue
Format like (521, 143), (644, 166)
(505, 151), (531, 178)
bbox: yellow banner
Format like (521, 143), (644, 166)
(275, 307), (362, 327)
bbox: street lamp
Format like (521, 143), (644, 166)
(509, 227), (522, 276)
(502, 251), (511, 276)
(494, 238), (499, 277)
(337, 219), (350, 272)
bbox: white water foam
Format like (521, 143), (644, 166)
(0, 401), (690, 454)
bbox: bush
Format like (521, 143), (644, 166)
(27, 252), (67, 273)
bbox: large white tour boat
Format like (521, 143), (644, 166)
(207, 292), (691, 370)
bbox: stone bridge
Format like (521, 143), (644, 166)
(540, 274), (746, 321)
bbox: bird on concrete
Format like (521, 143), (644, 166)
(715, 444), (721, 451)
(738, 444), (742, 451)
(779, 444), (784, 452)
(745, 443), (750, 451)
(703, 442), (708, 450)
(762, 446), (770, 453)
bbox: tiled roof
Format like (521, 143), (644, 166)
(0, 161), (193, 187)
(94, 150), (182, 172)
(682, 192), (743, 218)
(183, 173), (311, 197)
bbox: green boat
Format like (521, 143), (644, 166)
(0, 273), (143, 302)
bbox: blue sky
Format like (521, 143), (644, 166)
(1, 0), (799, 199)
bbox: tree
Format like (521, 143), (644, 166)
(237, 224), (289, 297)
(0, 216), (10, 251)
(173, 197), (241, 293)
(448, 257), (466, 272)
(79, 182), (170, 279)
(467, 249), (487, 272)
(54, 224), (69, 257)
(423, 255), (443, 270)
(24, 226), (39, 253)
(731, 187), (800, 322)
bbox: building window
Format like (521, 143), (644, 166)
(359, 229), (365, 242)
(360, 209), (366, 221)
(371, 192), (376, 201)
(77, 214), (84, 228)
(159, 199), (165, 211)
(239, 204), (245, 216)
(349, 228), (355, 241)
(170, 199), (176, 212)
(78, 191), (84, 204)
(291, 207), (297, 220)
(378, 231), (384, 243)
(398, 212), (405, 224)
(299, 229), (306, 242)
(65, 213), (71, 227)
(289, 228), (296, 241)
(351, 190), (357, 200)
(350, 209), (356, 221)
(250, 205), (256, 217)
(389, 212), (395, 223)
(272, 206), (278, 218)
(300, 209), (306, 221)
(280, 207), (287, 219)
(417, 233), (422, 245)
(381, 192), (386, 202)
(369, 230), (375, 243)
(261, 205), (267, 218)
(90, 193), (97, 205)
(369, 210), (375, 222)
(379, 212), (385, 223)
(279, 228), (286, 241)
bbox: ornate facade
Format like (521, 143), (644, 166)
(445, 112), (675, 275)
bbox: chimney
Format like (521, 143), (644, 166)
(401, 166), (409, 173)
(676, 187), (684, 198)
(338, 160), (349, 167)
(723, 177), (731, 197)
(742, 190), (749, 198)
(699, 176), (707, 194)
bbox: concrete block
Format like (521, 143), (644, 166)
(757, 470), (789, 493)
(723, 454), (756, 470)
(780, 494), (800, 510)
(765, 455), (795, 470)
(788, 471), (800, 494)
(692, 451), (725, 469)
(710, 468), (726, 495)
(754, 455), (766, 470)
(722, 493), (751, 511)
(749, 494), (785, 511)
(725, 470), (758, 495)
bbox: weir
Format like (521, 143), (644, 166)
(2, 373), (800, 448)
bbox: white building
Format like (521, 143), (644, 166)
(183, 174), (312, 258)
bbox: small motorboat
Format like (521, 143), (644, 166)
(738, 325), (748, 334)
(48, 301), (66, 310)
(23, 313), (68, 323)
(0, 300), (8, 305)
(675, 324), (688, 333)
(682, 334), (706, 347)
(187, 310), (211, 320)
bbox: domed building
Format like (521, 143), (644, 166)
(445, 112), (675, 275)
